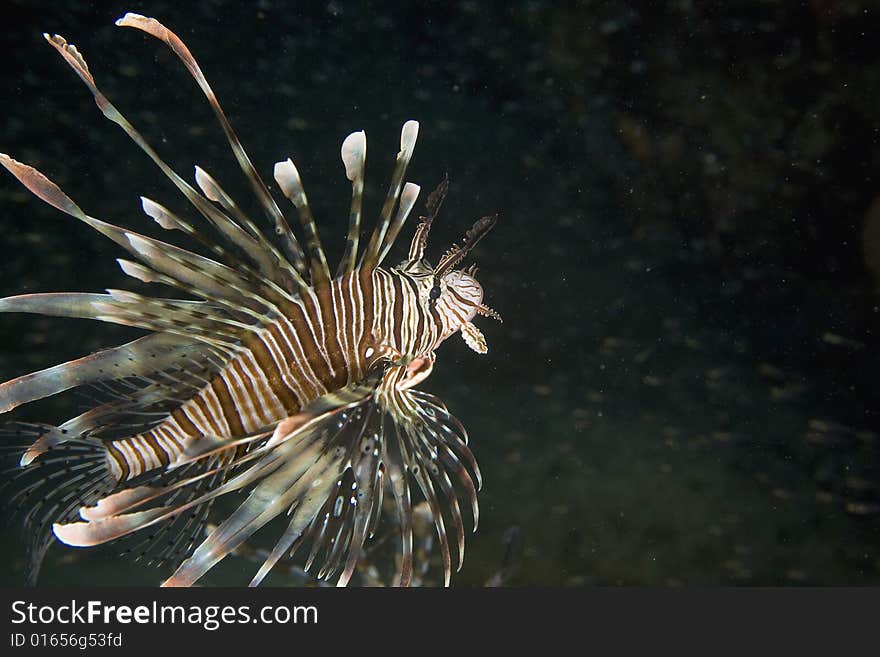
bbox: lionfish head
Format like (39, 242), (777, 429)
(401, 177), (501, 354)
(439, 267), (484, 312)
(434, 264), (502, 352)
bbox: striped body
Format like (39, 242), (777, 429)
(106, 266), (468, 480)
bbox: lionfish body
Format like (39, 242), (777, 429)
(0, 13), (499, 587)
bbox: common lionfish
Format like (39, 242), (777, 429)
(0, 13), (499, 587)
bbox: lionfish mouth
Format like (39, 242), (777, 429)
(0, 12), (496, 587)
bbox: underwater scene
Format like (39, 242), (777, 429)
(0, 0), (878, 587)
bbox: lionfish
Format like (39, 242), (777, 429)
(0, 13), (500, 587)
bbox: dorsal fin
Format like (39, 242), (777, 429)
(338, 131), (366, 276)
(41, 33), (308, 297)
(408, 175), (449, 262)
(0, 155), (288, 351)
(273, 159), (331, 289)
(193, 166), (297, 285)
(378, 182), (421, 266)
(115, 13), (309, 283)
(360, 121), (419, 271)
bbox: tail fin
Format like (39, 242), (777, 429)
(1, 424), (114, 584)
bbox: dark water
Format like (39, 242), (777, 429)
(1, 0), (878, 586)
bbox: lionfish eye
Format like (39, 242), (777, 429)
(429, 285), (442, 300)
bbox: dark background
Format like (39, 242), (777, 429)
(1, 0), (879, 586)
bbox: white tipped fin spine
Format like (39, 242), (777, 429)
(273, 158), (331, 287)
(400, 120), (419, 156)
(341, 130), (366, 182)
(378, 181), (421, 265)
(115, 12), (310, 280)
(273, 159), (307, 207)
(338, 131), (367, 275)
(141, 196), (191, 232)
(360, 121), (421, 271)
